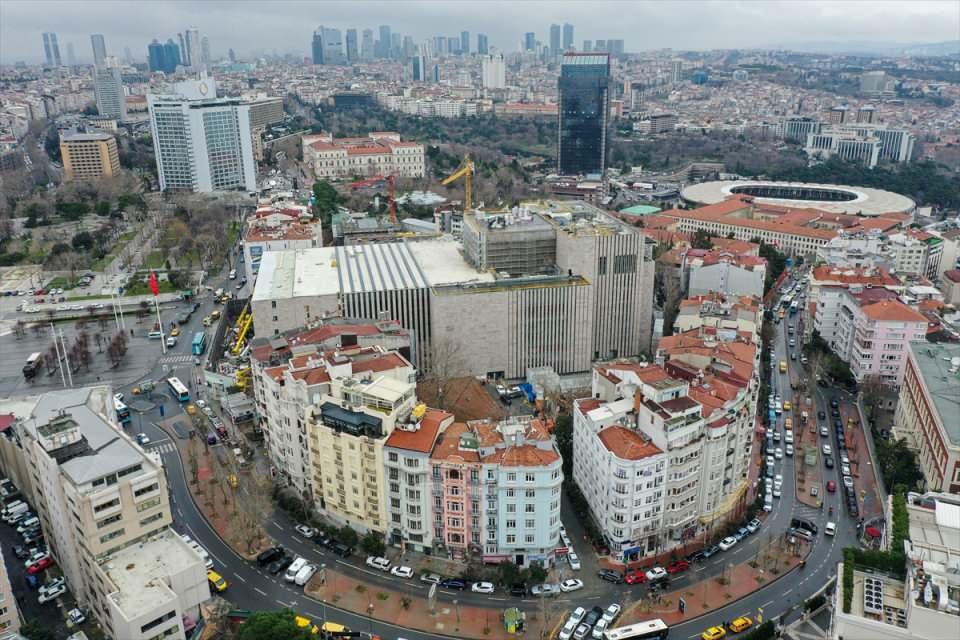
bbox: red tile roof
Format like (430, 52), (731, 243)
(860, 299), (927, 323)
(597, 426), (663, 460)
(384, 408), (452, 453)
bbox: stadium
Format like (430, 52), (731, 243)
(680, 180), (916, 217)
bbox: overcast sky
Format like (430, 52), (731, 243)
(1, 0), (957, 63)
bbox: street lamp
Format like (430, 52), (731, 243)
(367, 603), (374, 634)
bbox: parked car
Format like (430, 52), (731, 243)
(747, 518), (762, 534)
(509, 583), (527, 597)
(419, 573), (442, 584)
(531, 583), (559, 597)
(624, 570), (646, 585)
(645, 567), (667, 581)
(440, 578), (467, 590)
(666, 560), (690, 574)
(365, 556), (390, 572)
(471, 581), (495, 594)
(567, 551), (581, 570)
(602, 603), (622, 625)
(390, 566), (413, 579)
(26, 556), (55, 575)
(559, 578), (584, 593)
(294, 525), (316, 539)
(266, 554), (293, 575)
(701, 544), (721, 558)
(37, 583), (66, 603)
(67, 607), (87, 625)
(597, 569), (624, 584)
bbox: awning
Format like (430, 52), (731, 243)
(866, 526), (882, 538)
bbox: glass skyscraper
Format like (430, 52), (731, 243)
(557, 53), (610, 177)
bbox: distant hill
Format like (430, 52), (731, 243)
(771, 40), (960, 57)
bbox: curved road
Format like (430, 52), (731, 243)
(129, 272), (859, 639)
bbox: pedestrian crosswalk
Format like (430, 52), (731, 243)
(160, 355), (194, 365)
(147, 442), (177, 454)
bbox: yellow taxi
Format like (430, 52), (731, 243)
(729, 616), (753, 633)
(207, 569), (228, 592)
(170, 326), (180, 337)
(702, 626), (726, 640)
(783, 400), (792, 411)
(295, 616), (318, 634)
(210, 310), (222, 320)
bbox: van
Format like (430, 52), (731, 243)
(763, 493), (773, 512)
(294, 563), (317, 586)
(148, 330), (162, 339)
(16, 517), (39, 533)
(3, 502), (28, 522)
(284, 556), (308, 582)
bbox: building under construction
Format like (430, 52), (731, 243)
(461, 206), (557, 276)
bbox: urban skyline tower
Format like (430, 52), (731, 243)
(557, 52), (610, 177)
(94, 67), (127, 121)
(549, 23), (561, 56)
(66, 42), (76, 67)
(345, 28), (358, 62)
(184, 27), (201, 68)
(460, 30), (470, 55)
(562, 23), (574, 50)
(42, 32), (62, 66)
(524, 31), (535, 51)
(360, 28), (374, 59)
(477, 33), (489, 55)
(90, 33), (107, 67)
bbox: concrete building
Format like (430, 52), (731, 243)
(94, 68), (126, 121)
(685, 251), (766, 298)
(805, 129), (881, 167)
(481, 54), (506, 90)
(809, 266), (904, 344)
(888, 231), (943, 279)
(633, 113), (677, 135)
(252, 201), (655, 378)
(302, 132), (425, 180)
(834, 491), (960, 639)
(674, 293), (762, 339)
(148, 74), (257, 193)
(817, 230), (897, 272)
(831, 295), (928, 387)
(895, 344), (960, 494)
(939, 270), (960, 306)
(42, 32), (62, 67)
(778, 117), (822, 141)
(250, 321), (412, 500)
(0, 387), (209, 639)
(0, 544), (21, 635)
(243, 201), (322, 283)
(90, 33), (107, 68)
(60, 131), (120, 182)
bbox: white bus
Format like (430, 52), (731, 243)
(23, 352), (43, 380)
(167, 377), (190, 402)
(605, 619), (670, 640)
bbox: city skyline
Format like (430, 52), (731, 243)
(2, 0), (958, 64)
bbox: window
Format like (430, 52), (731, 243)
(388, 452), (398, 462)
(525, 473), (535, 483)
(525, 504), (535, 513)
(134, 483), (159, 498)
(525, 519), (535, 529)
(94, 498), (120, 513)
(99, 528), (125, 544)
(506, 519), (516, 529)
(507, 472), (516, 482)
(506, 503), (516, 513)
(139, 512), (164, 527)
(525, 489), (535, 498)
(506, 534), (516, 544)
(506, 488), (515, 497)
(96, 514), (122, 529)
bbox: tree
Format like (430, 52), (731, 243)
(312, 180), (343, 225)
(234, 475), (274, 554)
(236, 610), (313, 640)
(338, 524), (359, 548)
(527, 561), (548, 586)
(19, 619), (58, 640)
(360, 531), (386, 556)
(554, 414), (573, 479)
(496, 560), (522, 587)
(691, 229), (714, 250)
(422, 336), (466, 410)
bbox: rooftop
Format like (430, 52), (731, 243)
(251, 248), (340, 302)
(597, 425), (663, 461)
(681, 180), (915, 216)
(61, 131), (114, 143)
(384, 408), (451, 453)
(909, 343), (960, 445)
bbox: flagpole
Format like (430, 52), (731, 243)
(155, 295), (166, 354)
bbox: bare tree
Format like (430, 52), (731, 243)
(234, 475), (274, 554)
(422, 336), (466, 410)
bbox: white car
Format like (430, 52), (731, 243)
(559, 578), (584, 593)
(24, 551), (49, 567)
(531, 583), (560, 597)
(822, 444), (832, 456)
(841, 464), (851, 476)
(774, 447), (783, 460)
(568, 551), (581, 570)
(825, 521), (836, 536)
(39, 577), (66, 598)
(390, 566), (414, 579)
(568, 607), (586, 626)
(785, 443), (794, 457)
(773, 485), (782, 498)
(195, 400), (207, 409)
(602, 603), (622, 624)
(775, 474), (783, 487)
(471, 581), (495, 594)
(843, 475), (855, 490)
(645, 567), (667, 581)
(67, 607), (87, 624)
(136, 433), (150, 445)
(419, 573), (442, 584)
(114, 392), (124, 402)
(294, 525), (315, 539)
(591, 619), (610, 639)
(718, 536), (738, 551)
(365, 556), (390, 571)
(38, 583), (66, 604)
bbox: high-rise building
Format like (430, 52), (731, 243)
(90, 33), (107, 67)
(311, 30), (323, 64)
(345, 28), (358, 62)
(481, 53), (506, 89)
(361, 28), (374, 59)
(607, 39), (624, 57)
(228, 47), (236, 62)
(124, 46), (132, 63)
(446, 36), (459, 55)
(549, 23), (561, 57)
(184, 27), (201, 68)
(412, 54), (426, 81)
(594, 39), (606, 52)
(148, 74), (258, 193)
(322, 27), (345, 64)
(177, 32), (186, 61)
(94, 68), (127, 121)
(378, 25), (392, 58)
(200, 36), (211, 66)
(402, 35), (415, 60)
(477, 33), (489, 55)
(562, 23), (574, 50)
(0, 545), (21, 634)
(42, 32), (62, 66)
(391, 32), (401, 58)
(60, 131), (120, 182)
(583, 39), (592, 52)
(524, 32), (536, 51)
(66, 42), (76, 67)
(460, 30), (470, 55)
(558, 52), (610, 177)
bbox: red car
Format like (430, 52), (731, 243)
(624, 570), (646, 585)
(667, 560), (690, 574)
(27, 556), (54, 575)
(826, 480), (837, 493)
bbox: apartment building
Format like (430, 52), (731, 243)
(60, 131), (120, 182)
(834, 491), (960, 639)
(674, 293), (762, 340)
(684, 250), (767, 298)
(809, 266), (903, 344)
(302, 131), (425, 180)
(816, 230), (897, 271)
(0, 387), (209, 640)
(940, 270), (960, 306)
(888, 231), (943, 279)
(250, 319), (411, 499)
(0, 545), (20, 635)
(805, 129), (882, 167)
(894, 343), (960, 494)
(832, 295), (928, 387)
(243, 203), (322, 283)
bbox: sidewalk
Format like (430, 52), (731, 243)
(305, 571), (559, 640)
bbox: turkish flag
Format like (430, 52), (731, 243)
(149, 272), (159, 297)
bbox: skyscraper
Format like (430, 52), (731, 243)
(481, 53), (506, 89)
(671, 60), (683, 83)
(402, 35), (415, 60)
(228, 48), (236, 63)
(201, 36), (211, 66)
(178, 32), (186, 61)
(148, 75), (257, 193)
(557, 53), (610, 177)
(90, 34), (107, 68)
(66, 42), (76, 67)
(412, 53), (426, 81)
(360, 28), (374, 59)
(94, 68), (127, 121)
(148, 39), (164, 71)
(345, 28), (358, 62)
(477, 33), (489, 55)
(149, 39), (182, 73)
(549, 24), (561, 57)
(184, 27), (201, 68)
(460, 31), (470, 55)
(42, 32), (62, 66)
(524, 32), (536, 51)
(583, 39), (592, 52)
(311, 30), (323, 64)
(562, 23), (574, 50)
(378, 25), (391, 58)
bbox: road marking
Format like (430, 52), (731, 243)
(276, 599), (290, 607)
(784, 588), (793, 595)
(273, 522), (284, 531)
(761, 599), (774, 608)
(292, 536), (303, 544)
(489, 597), (506, 601)
(255, 587), (267, 596)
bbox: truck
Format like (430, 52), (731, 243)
(22, 353), (43, 380)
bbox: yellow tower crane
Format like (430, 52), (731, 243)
(441, 154), (475, 211)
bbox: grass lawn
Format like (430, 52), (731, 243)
(45, 275), (82, 290)
(92, 229), (138, 271)
(122, 279), (176, 297)
(142, 250), (167, 270)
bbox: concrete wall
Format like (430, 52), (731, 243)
(251, 292), (340, 337)
(689, 263), (765, 298)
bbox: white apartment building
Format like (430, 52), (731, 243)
(0, 545), (20, 635)
(816, 230), (897, 272)
(809, 266), (903, 344)
(0, 388), (209, 640)
(243, 204), (322, 283)
(250, 320), (412, 499)
(93, 68), (126, 122)
(805, 129), (881, 167)
(301, 131), (425, 180)
(481, 54), (506, 89)
(685, 251), (766, 298)
(148, 74), (257, 193)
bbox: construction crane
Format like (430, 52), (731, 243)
(441, 154), (475, 212)
(350, 174), (397, 224)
